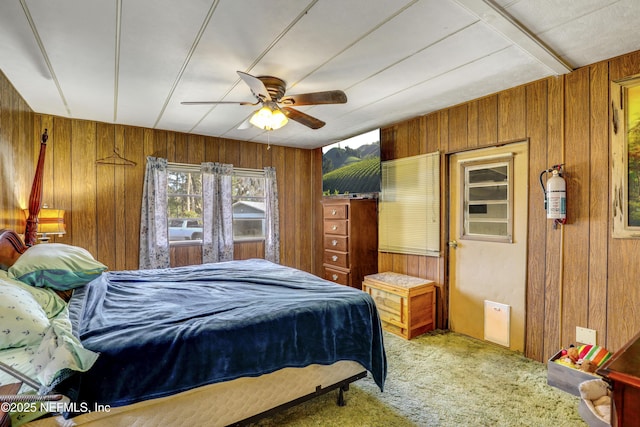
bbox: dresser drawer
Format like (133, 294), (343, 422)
(323, 250), (349, 268)
(324, 220), (347, 235)
(323, 204), (348, 219)
(324, 235), (348, 251)
(324, 268), (349, 286)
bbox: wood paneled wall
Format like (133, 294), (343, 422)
(1, 69), (322, 274)
(380, 50), (640, 362)
(5, 47), (640, 363)
(32, 118), (322, 273)
(0, 71), (34, 231)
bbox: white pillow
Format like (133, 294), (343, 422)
(0, 280), (49, 350)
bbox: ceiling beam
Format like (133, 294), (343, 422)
(453, 0), (573, 75)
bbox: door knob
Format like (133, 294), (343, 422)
(448, 240), (458, 249)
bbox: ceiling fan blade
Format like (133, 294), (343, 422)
(181, 101), (257, 105)
(282, 107), (325, 129)
(280, 90), (347, 106)
(237, 71), (271, 102)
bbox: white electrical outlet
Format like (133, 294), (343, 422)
(576, 326), (597, 345)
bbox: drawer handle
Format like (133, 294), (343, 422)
(331, 255), (338, 262)
(331, 209), (337, 215)
(331, 225), (338, 231)
(331, 239), (338, 246)
(332, 274), (338, 281)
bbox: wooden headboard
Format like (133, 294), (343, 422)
(0, 229), (27, 271)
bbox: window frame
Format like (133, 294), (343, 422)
(167, 165), (204, 246)
(611, 75), (640, 238)
(166, 163), (267, 246)
(458, 156), (514, 243)
(232, 169), (267, 243)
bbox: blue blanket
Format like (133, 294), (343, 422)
(63, 259), (386, 407)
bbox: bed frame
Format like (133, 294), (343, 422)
(0, 229), (369, 426)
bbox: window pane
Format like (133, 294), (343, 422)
(232, 176), (265, 198)
(468, 222), (508, 236)
(167, 168), (203, 244)
(168, 218), (203, 241)
(468, 166), (507, 184)
(463, 160), (512, 242)
(232, 173), (266, 242)
(468, 185), (507, 201)
(468, 203), (508, 220)
(233, 219), (265, 240)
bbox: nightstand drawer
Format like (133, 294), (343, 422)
(323, 204), (348, 219)
(324, 220), (347, 235)
(323, 250), (349, 268)
(324, 235), (348, 251)
(324, 268), (349, 286)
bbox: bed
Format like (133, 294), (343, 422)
(0, 229), (386, 426)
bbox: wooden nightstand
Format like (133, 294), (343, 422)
(0, 383), (22, 427)
(363, 272), (435, 340)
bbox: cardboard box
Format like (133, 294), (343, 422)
(547, 350), (601, 396)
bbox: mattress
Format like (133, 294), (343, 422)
(24, 361), (366, 427)
(62, 259), (386, 407)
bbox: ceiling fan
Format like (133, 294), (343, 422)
(181, 71), (347, 130)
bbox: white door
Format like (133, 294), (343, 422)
(448, 142), (528, 352)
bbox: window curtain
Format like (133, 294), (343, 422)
(139, 156), (170, 269)
(201, 162), (234, 263)
(264, 166), (280, 263)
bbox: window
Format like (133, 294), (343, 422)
(167, 167), (203, 242)
(378, 152), (440, 256)
(611, 76), (640, 238)
(167, 164), (266, 244)
(232, 171), (266, 242)
(460, 158), (513, 242)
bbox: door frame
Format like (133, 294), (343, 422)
(444, 141), (529, 350)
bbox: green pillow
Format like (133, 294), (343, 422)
(0, 280), (50, 350)
(9, 243), (107, 291)
(0, 276), (66, 319)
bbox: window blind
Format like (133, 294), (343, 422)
(378, 152), (440, 256)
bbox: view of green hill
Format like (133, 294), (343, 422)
(322, 142), (380, 173)
(323, 156), (380, 194)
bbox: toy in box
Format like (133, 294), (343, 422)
(547, 344), (612, 396)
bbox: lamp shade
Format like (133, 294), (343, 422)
(23, 207), (66, 235)
(249, 105), (289, 131)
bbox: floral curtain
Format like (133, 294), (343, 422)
(264, 166), (280, 263)
(201, 162), (234, 263)
(139, 156), (170, 269)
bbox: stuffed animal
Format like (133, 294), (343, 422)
(557, 344), (611, 373)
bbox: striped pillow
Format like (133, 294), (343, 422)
(578, 344), (611, 367)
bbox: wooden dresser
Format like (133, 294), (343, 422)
(597, 330), (640, 427)
(362, 272), (435, 340)
(321, 197), (378, 289)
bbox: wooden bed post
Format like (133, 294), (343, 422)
(24, 129), (48, 247)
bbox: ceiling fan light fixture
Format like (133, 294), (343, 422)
(270, 108), (288, 130)
(249, 105), (288, 131)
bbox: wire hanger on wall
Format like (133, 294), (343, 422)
(96, 149), (136, 166)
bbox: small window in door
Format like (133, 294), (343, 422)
(461, 158), (513, 243)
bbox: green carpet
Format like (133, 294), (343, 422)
(254, 330), (587, 427)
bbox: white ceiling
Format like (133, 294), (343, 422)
(1, 0), (639, 149)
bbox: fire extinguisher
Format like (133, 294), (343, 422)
(540, 164), (566, 227)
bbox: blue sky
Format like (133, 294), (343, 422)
(322, 129), (379, 154)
